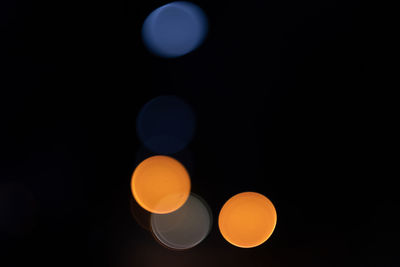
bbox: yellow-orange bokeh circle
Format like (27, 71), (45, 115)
(131, 155), (191, 214)
(218, 192), (277, 248)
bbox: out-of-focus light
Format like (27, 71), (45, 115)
(150, 193), (212, 250)
(142, 1), (208, 58)
(136, 95), (196, 155)
(131, 155), (191, 214)
(218, 192), (277, 248)
(135, 145), (195, 177)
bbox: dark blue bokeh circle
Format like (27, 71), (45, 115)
(136, 95), (196, 154)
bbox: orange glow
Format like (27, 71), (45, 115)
(131, 155), (191, 214)
(218, 192), (277, 248)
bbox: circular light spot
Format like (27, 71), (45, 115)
(131, 155), (191, 214)
(136, 95), (195, 155)
(151, 193), (212, 250)
(218, 192), (277, 248)
(142, 1), (208, 58)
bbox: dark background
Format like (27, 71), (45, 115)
(1, 0), (396, 267)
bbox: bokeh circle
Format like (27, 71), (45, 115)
(131, 155), (191, 214)
(218, 192), (277, 248)
(151, 193), (212, 250)
(136, 95), (196, 155)
(142, 1), (208, 58)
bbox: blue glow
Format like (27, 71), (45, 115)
(142, 1), (208, 58)
(136, 95), (196, 154)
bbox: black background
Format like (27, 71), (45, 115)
(1, 0), (396, 267)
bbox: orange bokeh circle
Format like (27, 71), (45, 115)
(131, 155), (191, 214)
(218, 192), (277, 248)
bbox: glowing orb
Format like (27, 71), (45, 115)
(141, 1), (208, 58)
(218, 192), (277, 248)
(136, 95), (195, 155)
(151, 193), (212, 250)
(131, 155), (191, 214)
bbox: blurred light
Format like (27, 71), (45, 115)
(131, 155), (191, 214)
(135, 145), (195, 179)
(136, 95), (196, 155)
(151, 193), (212, 250)
(218, 192), (277, 248)
(142, 1), (208, 58)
